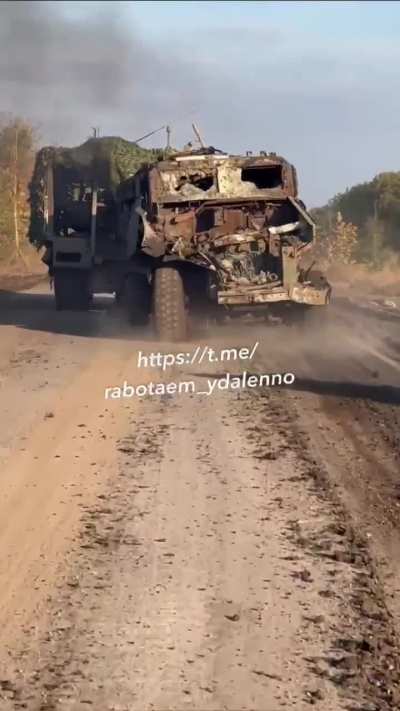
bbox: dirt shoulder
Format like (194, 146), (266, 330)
(0, 272), (47, 291)
(3, 379), (393, 711)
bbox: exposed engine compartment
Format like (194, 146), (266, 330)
(156, 198), (314, 291)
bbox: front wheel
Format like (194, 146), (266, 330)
(153, 266), (188, 341)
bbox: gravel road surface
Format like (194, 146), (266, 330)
(0, 280), (399, 711)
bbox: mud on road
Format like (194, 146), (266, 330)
(0, 283), (399, 710)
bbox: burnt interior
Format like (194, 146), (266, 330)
(159, 199), (307, 288)
(193, 201), (298, 236)
(177, 173), (214, 192)
(241, 165), (283, 189)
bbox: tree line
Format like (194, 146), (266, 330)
(310, 173), (400, 268)
(0, 114), (399, 269)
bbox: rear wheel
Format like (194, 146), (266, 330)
(54, 269), (91, 311)
(153, 266), (188, 341)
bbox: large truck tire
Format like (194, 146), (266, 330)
(54, 269), (91, 311)
(153, 266), (188, 341)
(125, 274), (151, 326)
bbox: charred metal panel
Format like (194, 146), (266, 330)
(282, 245), (297, 288)
(147, 154), (298, 204)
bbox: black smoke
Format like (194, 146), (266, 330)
(0, 0), (207, 146)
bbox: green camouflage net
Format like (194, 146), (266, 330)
(29, 136), (168, 247)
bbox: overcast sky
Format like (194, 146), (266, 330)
(1, 0), (399, 206)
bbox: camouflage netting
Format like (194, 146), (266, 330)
(29, 136), (168, 247)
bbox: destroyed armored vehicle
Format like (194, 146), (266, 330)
(115, 146), (331, 338)
(29, 137), (330, 340)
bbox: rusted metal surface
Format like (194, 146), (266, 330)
(117, 147), (330, 310)
(148, 152), (298, 204)
(290, 283), (331, 306)
(217, 282), (330, 306)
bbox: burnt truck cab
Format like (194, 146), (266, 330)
(117, 147), (331, 315)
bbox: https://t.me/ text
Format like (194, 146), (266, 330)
(104, 341), (295, 399)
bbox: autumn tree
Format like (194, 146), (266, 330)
(0, 116), (37, 262)
(326, 212), (359, 265)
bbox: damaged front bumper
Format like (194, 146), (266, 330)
(217, 281), (331, 307)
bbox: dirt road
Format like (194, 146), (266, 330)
(0, 280), (399, 710)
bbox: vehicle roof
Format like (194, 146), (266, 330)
(147, 151), (291, 172)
